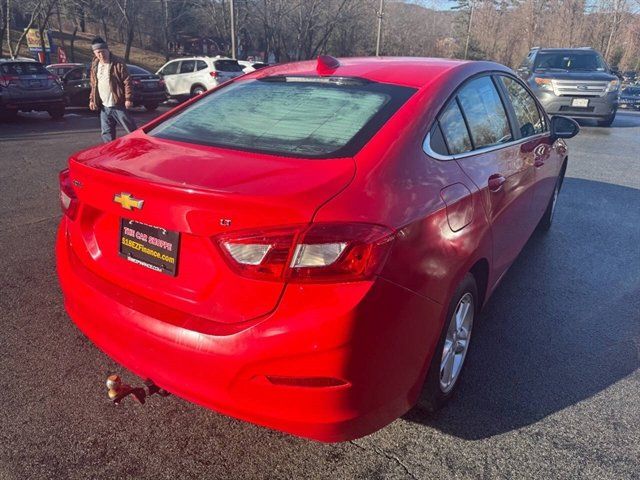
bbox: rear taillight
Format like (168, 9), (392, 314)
(209, 71), (218, 79)
(59, 169), (78, 219)
(217, 223), (395, 283)
(133, 79), (142, 87)
(158, 79), (165, 88)
(0, 74), (19, 87)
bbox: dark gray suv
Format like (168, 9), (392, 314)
(518, 47), (619, 126)
(0, 59), (65, 119)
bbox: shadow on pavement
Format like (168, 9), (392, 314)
(0, 105), (171, 138)
(576, 112), (640, 129)
(404, 177), (640, 440)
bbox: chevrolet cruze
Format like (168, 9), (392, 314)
(56, 56), (579, 442)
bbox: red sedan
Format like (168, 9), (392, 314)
(56, 56), (579, 442)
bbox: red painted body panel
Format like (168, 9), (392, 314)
(56, 57), (567, 441)
(66, 134), (354, 322)
(58, 221), (442, 441)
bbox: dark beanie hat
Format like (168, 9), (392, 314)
(91, 36), (108, 51)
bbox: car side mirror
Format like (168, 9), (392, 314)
(550, 115), (579, 140)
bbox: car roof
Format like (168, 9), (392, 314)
(166, 56), (235, 62)
(0, 57), (38, 63)
(47, 63), (83, 68)
(250, 57), (503, 89)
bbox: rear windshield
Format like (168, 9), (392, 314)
(0, 62), (48, 75)
(534, 52), (607, 72)
(148, 77), (415, 158)
(213, 60), (244, 72)
(127, 65), (150, 75)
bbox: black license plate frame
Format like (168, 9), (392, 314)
(119, 218), (180, 276)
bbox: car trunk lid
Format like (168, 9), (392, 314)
(66, 132), (355, 324)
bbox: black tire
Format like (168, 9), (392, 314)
(144, 103), (159, 111)
(537, 167), (565, 232)
(0, 108), (18, 121)
(48, 106), (65, 119)
(597, 112), (615, 127)
(191, 85), (206, 96)
(419, 273), (478, 412)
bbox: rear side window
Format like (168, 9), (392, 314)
(428, 123), (448, 156)
(65, 68), (84, 81)
(127, 65), (150, 75)
(196, 60), (207, 71)
(438, 100), (472, 155)
(500, 76), (544, 137)
(214, 60), (244, 72)
(149, 77), (415, 158)
(161, 62), (178, 75)
(179, 60), (195, 74)
(0, 62), (48, 75)
(457, 76), (512, 148)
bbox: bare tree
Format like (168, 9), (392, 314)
(6, 0), (43, 58)
(114, 0), (139, 62)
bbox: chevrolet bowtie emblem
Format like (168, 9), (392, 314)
(114, 193), (144, 210)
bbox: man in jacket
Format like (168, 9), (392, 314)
(89, 37), (137, 142)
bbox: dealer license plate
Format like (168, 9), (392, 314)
(119, 219), (180, 276)
(571, 98), (589, 107)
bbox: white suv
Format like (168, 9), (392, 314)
(156, 56), (244, 98)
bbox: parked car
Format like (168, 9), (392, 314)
(517, 47), (619, 126)
(126, 64), (167, 111)
(622, 71), (637, 84)
(0, 59), (65, 119)
(618, 85), (640, 110)
(155, 56), (244, 98)
(56, 56), (578, 442)
(237, 60), (268, 74)
(57, 64), (166, 111)
(58, 64), (91, 107)
(46, 62), (84, 79)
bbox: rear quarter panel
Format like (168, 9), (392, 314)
(313, 62), (502, 308)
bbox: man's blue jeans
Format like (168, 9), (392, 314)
(100, 106), (137, 143)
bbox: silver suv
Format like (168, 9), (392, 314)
(518, 47), (619, 126)
(0, 59), (65, 119)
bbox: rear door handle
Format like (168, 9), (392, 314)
(488, 174), (506, 192)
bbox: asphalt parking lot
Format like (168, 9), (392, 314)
(1, 106), (638, 480)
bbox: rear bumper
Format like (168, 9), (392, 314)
(618, 101), (640, 110)
(1, 95), (65, 111)
(132, 91), (167, 105)
(56, 219), (444, 441)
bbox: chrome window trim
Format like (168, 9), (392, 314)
(423, 132), (550, 161)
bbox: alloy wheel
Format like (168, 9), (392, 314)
(439, 292), (474, 393)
